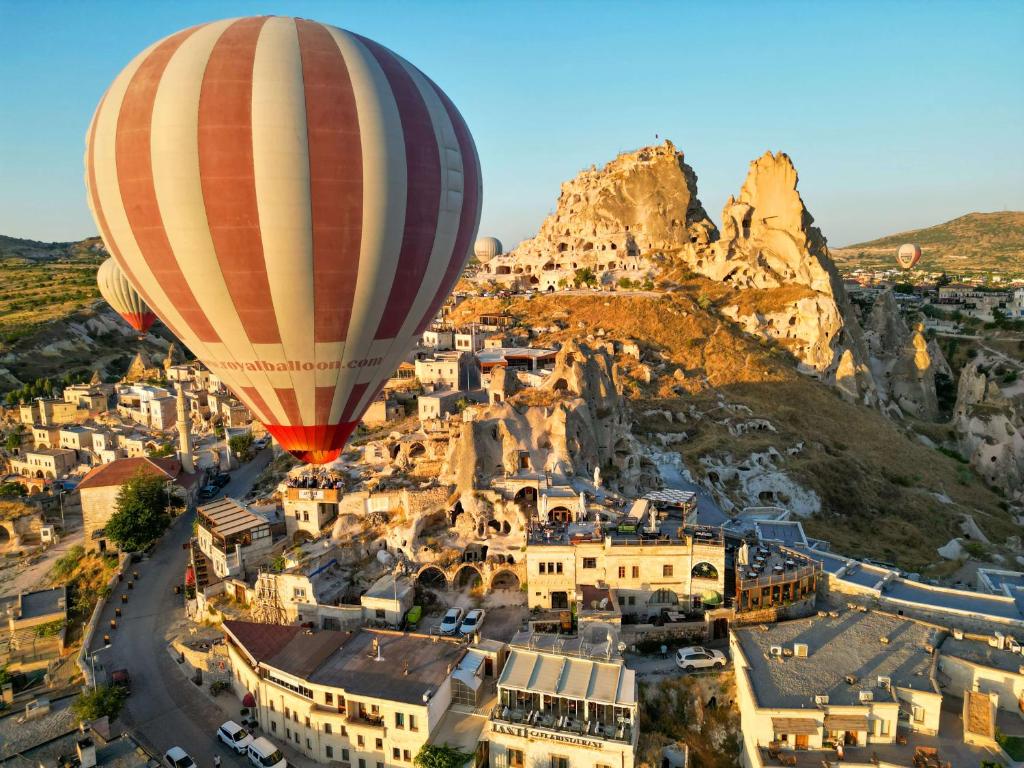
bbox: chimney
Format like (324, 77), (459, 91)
(77, 737), (97, 768)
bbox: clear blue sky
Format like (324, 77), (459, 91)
(1, 0), (1021, 248)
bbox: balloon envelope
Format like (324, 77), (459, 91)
(474, 236), (502, 262)
(85, 16), (482, 464)
(96, 257), (157, 334)
(896, 243), (921, 270)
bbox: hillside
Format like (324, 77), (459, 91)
(0, 235), (106, 346)
(449, 288), (1016, 572)
(831, 211), (1024, 275)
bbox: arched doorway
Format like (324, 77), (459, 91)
(408, 443), (427, 459)
(453, 565), (482, 591)
(549, 506), (572, 523)
(514, 486), (537, 514)
(487, 520), (501, 535)
(0, 525), (10, 549)
(449, 501), (464, 527)
(491, 570), (520, 590)
(417, 567), (447, 590)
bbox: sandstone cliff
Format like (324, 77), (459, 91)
(952, 362), (1024, 502)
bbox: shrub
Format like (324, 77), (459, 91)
(72, 684), (126, 722)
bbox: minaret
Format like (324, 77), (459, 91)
(176, 385), (195, 474)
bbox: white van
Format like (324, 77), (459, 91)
(247, 736), (287, 768)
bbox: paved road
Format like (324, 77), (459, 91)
(88, 448), (273, 766)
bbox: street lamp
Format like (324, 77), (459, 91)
(89, 644), (112, 690)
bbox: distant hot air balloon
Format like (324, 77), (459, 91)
(84, 17), (482, 464)
(96, 257), (157, 335)
(474, 236), (503, 262)
(896, 243), (922, 270)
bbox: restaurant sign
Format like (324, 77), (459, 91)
(492, 722), (603, 749)
(297, 489), (324, 500)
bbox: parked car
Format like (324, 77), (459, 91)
(459, 608), (485, 636)
(247, 736), (287, 768)
(405, 605), (422, 631)
(253, 436), (270, 450)
(217, 719), (254, 754)
(212, 472), (230, 488)
(439, 607), (464, 635)
(163, 747), (196, 768)
(675, 646), (727, 671)
(110, 668), (131, 693)
(198, 484), (218, 500)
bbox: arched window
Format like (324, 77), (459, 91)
(648, 589), (678, 605)
(692, 562), (719, 580)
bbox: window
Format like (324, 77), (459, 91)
(393, 749), (401, 760)
(377, 763), (384, 768)
(359, 760), (366, 768)
(551, 757), (569, 768)
(358, 736), (365, 748)
(326, 747), (334, 759)
(325, 723), (332, 735)
(631, 566), (639, 578)
(376, 738), (383, 750)
(618, 566), (625, 578)
(395, 712), (405, 728)
(582, 558), (597, 569)
(305, 716), (311, 727)
(307, 738), (312, 748)
(325, 692), (333, 705)
(878, 719), (890, 736)
(271, 722), (277, 733)
(663, 564), (673, 577)
(293, 587), (306, 600)
(912, 705), (925, 723)
(509, 750), (524, 768)
(293, 711), (299, 722)
(556, 562), (563, 574)
(539, 563), (547, 574)
(376, 609), (386, 619)
(303, 511), (310, 522)
(286, 728), (291, 739)
(343, 750), (350, 762)
(409, 714), (418, 731)
(403, 751), (411, 762)
(270, 701), (275, 711)
(285, 707), (291, 719)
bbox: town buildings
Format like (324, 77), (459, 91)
(489, 632), (638, 768)
(194, 497), (276, 581)
(9, 447), (78, 480)
(222, 621), (494, 767)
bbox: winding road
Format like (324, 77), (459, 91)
(88, 448), (272, 765)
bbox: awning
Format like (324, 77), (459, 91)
(453, 666), (482, 692)
(771, 717), (819, 736)
(824, 715), (869, 732)
(242, 692), (256, 707)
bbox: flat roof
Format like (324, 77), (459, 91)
(19, 586), (66, 620)
(198, 497), (269, 538)
(940, 636), (1024, 675)
(734, 611), (937, 708)
(224, 621), (465, 705)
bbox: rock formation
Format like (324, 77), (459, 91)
(952, 362), (1024, 502)
(440, 341), (656, 497)
(862, 290), (951, 419)
(479, 142), (716, 291)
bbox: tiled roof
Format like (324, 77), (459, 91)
(77, 456), (195, 490)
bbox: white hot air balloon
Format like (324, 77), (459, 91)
(85, 16), (482, 464)
(896, 243), (922, 270)
(96, 257), (157, 335)
(473, 236), (502, 262)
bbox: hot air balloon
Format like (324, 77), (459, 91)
(896, 243), (922, 270)
(84, 17), (481, 464)
(96, 257), (157, 335)
(474, 236), (502, 262)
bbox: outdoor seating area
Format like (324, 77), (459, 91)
(492, 703), (633, 743)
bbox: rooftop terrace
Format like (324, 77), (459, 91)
(735, 610), (938, 709)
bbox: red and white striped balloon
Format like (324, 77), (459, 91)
(84, 16), (482, 464)
(96, 257), (157, 335)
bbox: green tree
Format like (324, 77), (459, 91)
(413, 744), (473, 768)
(0, 482), (26, 498)
(105, 470), (170, 552)
(697, 292), (712, 310)
(617, 277), (634, 290)
(72, 684), (126, 722)
(573, 267), (597, 288)
(229, 433), (254, 461)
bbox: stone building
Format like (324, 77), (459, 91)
(9, 448), (78, 480)
(77, 456), (199, 551)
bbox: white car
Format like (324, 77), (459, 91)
(459, 608), (485, 636)
(217, 719), (254, 753)
(164, 747), (196, 768)
(247, 736), (287, 768)
(675, 646), (727, 671)
(439, 607), (464, 635)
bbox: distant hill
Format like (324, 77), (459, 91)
(0, 234), (107, 347)
(0, 234), (105, 264)
(831, 211), (1024, 275)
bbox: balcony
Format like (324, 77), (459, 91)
(491, 705), (633, 745)
(345, 710), (385, 729)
